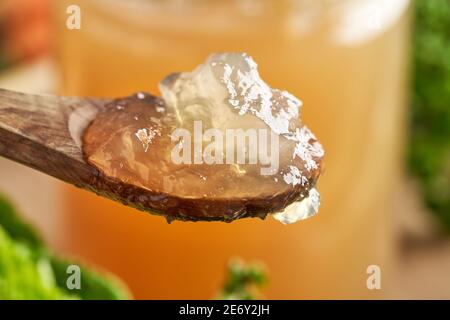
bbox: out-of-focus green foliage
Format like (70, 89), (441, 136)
(49, 256), (129, 300)
(0, 226), (74, 299)
(0, 194), (130, 300)
(0, 55), (8, 73)
(0, 195), (43, 247)
(411, 0), (450, 229)
(218, 259), (267, 300)
(0, 20), (9, 72)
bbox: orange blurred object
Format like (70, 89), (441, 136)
(1, 0), (50, 62)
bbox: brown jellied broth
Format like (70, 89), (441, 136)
(82, 53), (323, 221)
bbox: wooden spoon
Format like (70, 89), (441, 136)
(0, 88), (322, 223)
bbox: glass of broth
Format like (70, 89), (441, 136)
(52, 0), (411, 298)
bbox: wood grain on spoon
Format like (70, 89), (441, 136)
(0, 88), (106, 188)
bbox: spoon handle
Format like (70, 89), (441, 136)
(0, 88), (106, 187)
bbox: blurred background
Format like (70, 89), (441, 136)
(0, 0), (448, 299)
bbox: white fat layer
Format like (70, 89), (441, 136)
(272, 188), (320, 224)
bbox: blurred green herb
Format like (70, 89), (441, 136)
(411, 0), (450, 229)
(0, 194), (129, 300)
(218, 259), (267, 300)
(0, 55), (9, 73)
(0, 20), (10, 72)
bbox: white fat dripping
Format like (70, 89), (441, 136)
(135, 127), (160, 152)
(273, 188), (320, 224)
(217, 52), (302, 135)
(287, 126), (324, 172)
(283, 165), (309, 187)
(211, 53), (324, 177)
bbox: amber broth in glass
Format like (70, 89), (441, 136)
(53, 0), (411, 298)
